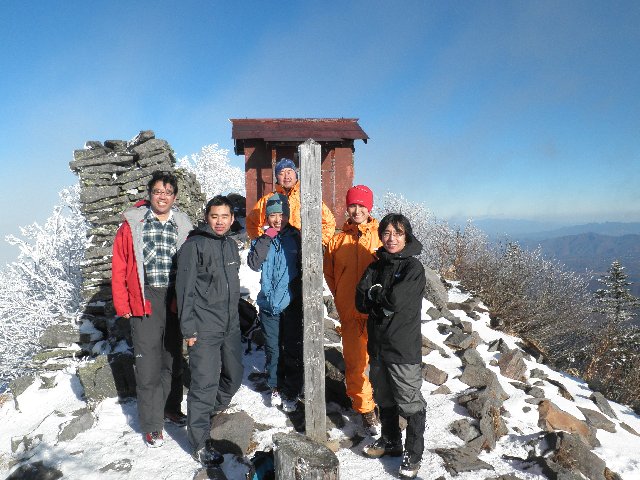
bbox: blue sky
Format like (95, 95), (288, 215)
(1, 1), (639, 264)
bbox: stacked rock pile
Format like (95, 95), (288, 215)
(69, 130), (205, 317)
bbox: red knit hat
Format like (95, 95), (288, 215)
(346, 185), (373, 211)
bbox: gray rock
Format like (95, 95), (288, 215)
(529, 368), (548, 380)
(497, 349), (528, 382)
(11, 433), (43, 454)
(5, 461), (63, 480)
(509, 381), (528, 391)
(446, 301), (465, 311)
(546, 378), (574, 401)
(9, 374), (36, 401)
(209, 411), (254, 456)
(487, 338), (508, 353)
(458, 383), (508, 420)
(449, 418), (480, 442)
(424, 267), (447, 310)
(527, 386), (545, 398)
(323, 318), (341, 344)
(620, 422), (640, 436)
(80, 186), (120, 204)
(589, 392), (618, 419)
(99, 459), (133, 473)
(323, 295), (339, 320)
(104, 140), (128, 152)
(434, 446), (494, 474)
(39, 323), (79, 348)
(137, 151), (173, 168)
(81, 163), (130, 174)
(432, 385), (451, 395)
(541, 458), (586, 480)
(459, 348), (484, 367)
(426, 307), (441, 319)
(548, 431), (607, 480)
(324, 346), (350, 408)
(440, 308), (460, 322)
(58, 410), (95, 442)
(478, 404), (508, 450)
(484, 476), (523, 480)
(577, 407), (616, 433)
(459, 365), (502, 391)
(421, 363), (448, 385)
(445, 331), (481, 351)
(131, 138), (171, 159)
(77, 355), (117, 401)
(127, 130), (155, 147)
(39, 376), (57, 389)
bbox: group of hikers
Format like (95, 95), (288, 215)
(111, 158), (427, 479)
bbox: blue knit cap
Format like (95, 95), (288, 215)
(274, 158), (297, 178)
(266, 193), (290, 217)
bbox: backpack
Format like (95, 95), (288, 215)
(246, 450), (274, 480)
(238, 297), (264, 353)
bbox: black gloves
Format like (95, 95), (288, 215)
(367, 284), (383, 303)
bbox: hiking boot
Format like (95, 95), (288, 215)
(194, 439), (224, 467)
(164, 410), (187, 427)
(398, 451), (421, 478)
(362, 436), (402, 458)
(361, 409), (381, 436)
(144, 431), (164, 448)
(281, 396), (298, 413)
(269, 389), (282, 408)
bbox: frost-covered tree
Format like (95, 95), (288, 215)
(594, 260), (640, 326)
(377, 192), (437, 269)
(586, 260), (640, 387)
(177, 144), (245, 199)
(377, 191), (593, 364)
(0, 184), (88, 383)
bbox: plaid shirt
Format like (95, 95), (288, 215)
(142, 209), (179, 287)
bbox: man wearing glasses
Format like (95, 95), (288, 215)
(112, 170), (193, 447)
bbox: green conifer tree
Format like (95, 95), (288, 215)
(594, 260), (640, 326)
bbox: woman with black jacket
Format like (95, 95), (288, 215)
(356, 213), (426, 479)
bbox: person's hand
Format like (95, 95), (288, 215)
(368, 284), (383, 302)
(122, 312), (132, 319)
(186, 338), (197, 347)
(264, 227), (278, 239)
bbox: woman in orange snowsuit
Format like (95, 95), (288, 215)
(323, 185), (382, 435)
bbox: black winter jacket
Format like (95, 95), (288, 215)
(176, 224), (241, 339)
(356, 236), (426, 364)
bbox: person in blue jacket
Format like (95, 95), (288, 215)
(247, 193), (303, 414)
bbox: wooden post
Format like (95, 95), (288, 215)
(298, 139), (327, 443)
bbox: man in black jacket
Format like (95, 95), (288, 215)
(356, 213), (427, 480)
(176, 195), (243, 468)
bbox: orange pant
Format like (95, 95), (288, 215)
(340, 314), (375, 414)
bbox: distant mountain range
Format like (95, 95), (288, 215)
(467, 219), (640, 240)
(505, 223), (640, 300)
(453, 219), (640, 300)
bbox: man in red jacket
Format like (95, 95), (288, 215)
(111, 171), (193, 447)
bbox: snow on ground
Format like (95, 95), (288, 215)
(1, 256), (640, 479)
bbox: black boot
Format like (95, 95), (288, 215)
(399, 409), (425, 478)
(362, 406), (402, 458)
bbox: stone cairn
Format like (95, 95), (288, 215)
(69, 130), (205, 319)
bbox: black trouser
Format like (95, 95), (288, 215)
(278, 297), (304, 399)
(130, 286), (184, 433)
(187, 322), (243, 453)
(370, 357), (426, 460)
